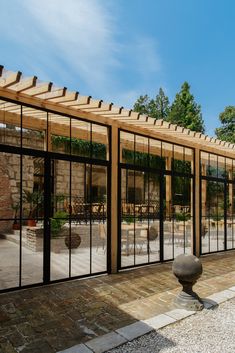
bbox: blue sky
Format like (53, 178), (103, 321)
(1, 0), (235, 136)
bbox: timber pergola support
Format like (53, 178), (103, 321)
(0, 66), (235, 276)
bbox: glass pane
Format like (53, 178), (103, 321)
(50, 159), (70, 281)
(71, 119), (91, 158)
(185, 148), (193, 174)
(135, 135), (149, 168)
(149, 139), (162, 169)
(0, 151), (20, 289)
(173, 146), (188, 174)
(208, 154), (217, 177)
(148, 173), (160, 263)
(121, 169), (134, 267)
(218, 156), (226, 178)
(22, 106), (46, 151)
(200, 152), (209, 177)
(92, 123), (108, 160)
(91, 165), (107, 273)
(50, 113), (71, 154)
(0, 100), (21, 147)
(226, 158), (233, 181)
(172, 176), (192, 257)
(120, 132), (135, 165)
(162, 142), (173, 171)
(70, 162), (90, 276)
(21, 156), (44, 285)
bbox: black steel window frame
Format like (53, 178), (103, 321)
(118, 128), (195, 270)
(0, 96), (111, 293)
(199, 149), (235, 255)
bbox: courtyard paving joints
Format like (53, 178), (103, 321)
(0, 251), (235, 353)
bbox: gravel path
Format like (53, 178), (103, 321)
(109, 298), (235, 353)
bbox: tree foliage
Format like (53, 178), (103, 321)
(215, 106), (235, 143)
(167, 82), (205, 133)
(133, 88), (170, 120)
(133, 83), (205, 133)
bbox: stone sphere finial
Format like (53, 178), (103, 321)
(172, 254), (204, 311)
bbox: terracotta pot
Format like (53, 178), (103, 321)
(12, 222), (20, 230)
(27, 219), (36, 227)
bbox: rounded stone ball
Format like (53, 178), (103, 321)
(172, 254), (203, 283)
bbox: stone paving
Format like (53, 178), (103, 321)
(0, 251), (235, 353)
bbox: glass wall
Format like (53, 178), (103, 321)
(119, 130), (194, 269)
(0, 98), (110, 291)
(200, 152), (235, 254)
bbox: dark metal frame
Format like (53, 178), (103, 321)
(199, 150), (235, 255)
(118, 129), (195, 270)
(0, 96), (111, 293)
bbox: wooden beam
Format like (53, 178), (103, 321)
(23, 82), (53, 96)
(62, 95), (91, 106)
(0, 109), (108, 144)
(0, 65), (4, 77)
(0, 71), (22, 88)
(40, 87), (67, 100)
(49, 91), (78, 103)
(10, 76), (37, 92)
(0, 86), (234, 158)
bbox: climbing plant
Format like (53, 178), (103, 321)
(52, 136), (107, 160)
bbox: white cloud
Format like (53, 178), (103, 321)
(19, 0), (119, 88)
(1, 0), (163, 108)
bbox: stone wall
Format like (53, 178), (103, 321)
(55, 160), (84, 198)
(0, 155), (13, 232)
(0, 128), (107, 228)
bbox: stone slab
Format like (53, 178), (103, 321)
(228, 286), (235, 292)
(116, 321), (153, 341)
(165, 308), (196, 320)
(58, 344), (92, 353)
(85, 332), (127, 353)
(144, 314), (176, 330)
(207, 289), (235, 304)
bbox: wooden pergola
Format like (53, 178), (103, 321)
(0, 65), (235, 272)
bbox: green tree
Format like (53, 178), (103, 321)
(133, 94), (151, 115)
(215, 106), (235, 143)
(149, 88), (170, 120)
(167, 82), (205, 133)
(133, 88), (170, 120)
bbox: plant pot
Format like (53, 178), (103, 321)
(27, 219), (37, 227)
(12, 222), (20, 230)
(65, 233), (81, 249)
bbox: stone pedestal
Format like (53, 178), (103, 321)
(172, 254), (204, 311)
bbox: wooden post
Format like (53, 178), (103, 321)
(111, 125), (119, 273)
(194, 148), (200, 257)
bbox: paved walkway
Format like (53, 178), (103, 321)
(0, 251), (235, 353)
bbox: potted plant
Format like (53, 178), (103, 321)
(23, 189), (43, 226)
(51, 211), (81, 250)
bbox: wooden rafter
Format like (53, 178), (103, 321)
(23, 82), (53, 96)
(0, 66), (234, 157)
(0, 71), (22, 88)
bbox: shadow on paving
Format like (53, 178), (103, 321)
(108, 331), (176, 353)
(0, 250), (235, 352)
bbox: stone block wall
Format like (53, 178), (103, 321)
(54, 160), (85, 198)
(0, 155), (13, 232)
